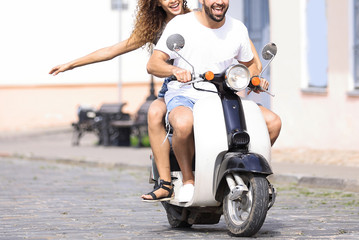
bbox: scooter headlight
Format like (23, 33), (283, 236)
(225, 64), (250, 92)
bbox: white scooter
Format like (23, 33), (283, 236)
(149, 34), (277, 237)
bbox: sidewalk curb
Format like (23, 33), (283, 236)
(2, 153), (149, 171)
(0, 127), (72, 140)
(269, 174), (359, 193)
(3, 152), (358, 193)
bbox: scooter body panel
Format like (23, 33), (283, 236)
(242, 100), (271, 163)
(221, 152), (272, 176)
(212, 99), (272, 201)
(214, 152), (272, 200)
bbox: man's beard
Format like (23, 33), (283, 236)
(203, 2), (228, 22)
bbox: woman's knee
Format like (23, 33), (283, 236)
(148, 99), (166, 126)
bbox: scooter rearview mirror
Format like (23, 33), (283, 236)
(166, 34), (185, 52)
(262, 42), (277, 60)
(256, 42), (277, 98)
(166, 34), (195, 78)
(259, 42), (277, 76)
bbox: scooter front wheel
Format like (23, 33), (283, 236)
(223, 173), (269, 237)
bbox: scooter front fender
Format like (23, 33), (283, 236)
(214, 152), (272, 201)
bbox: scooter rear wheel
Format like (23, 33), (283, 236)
(161, 202), (192, 228)
(223, 173), (269, 237)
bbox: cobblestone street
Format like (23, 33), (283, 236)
(1, 157), (358, 239)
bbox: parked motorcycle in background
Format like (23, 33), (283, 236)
(149, 34), (278, 237)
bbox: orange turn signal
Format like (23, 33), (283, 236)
(205, 71), (214, 81)
(251, 77), (261, 86)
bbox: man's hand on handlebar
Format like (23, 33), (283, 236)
(172, 68), (192, 83)
(247, 77), (269, 95)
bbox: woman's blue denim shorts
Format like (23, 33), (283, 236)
(158, 77), (171, 98)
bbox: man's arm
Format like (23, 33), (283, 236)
(238, 41), (270, 93)
(238, 58), (256, 76)
(238, 39), (261, 77)
(147, 50), (192, 82)
(249, 39), (262, 75)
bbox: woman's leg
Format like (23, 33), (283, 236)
(141, 98), (172, 200)
(259, 106), (282, 146)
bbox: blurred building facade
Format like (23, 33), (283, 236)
(269, 0), (359, 151)
(0, 0), (358, 151)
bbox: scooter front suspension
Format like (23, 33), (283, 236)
(225, 173), (248, 201)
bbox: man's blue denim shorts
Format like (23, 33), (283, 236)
(164, 96), (195, 138)
(166, 95), (195, 113)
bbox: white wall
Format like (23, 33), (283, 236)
(0, 1), (116, 86)
(0, 0), (203, 132)
(0, 0), (200, 88)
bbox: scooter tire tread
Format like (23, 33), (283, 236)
(223, 174), (269, 237)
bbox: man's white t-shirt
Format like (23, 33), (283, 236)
(155, 12), (254, 105)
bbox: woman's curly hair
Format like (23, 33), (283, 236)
(129, 0), (190, 51)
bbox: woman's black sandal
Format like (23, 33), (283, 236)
(142, 180), (173, 202)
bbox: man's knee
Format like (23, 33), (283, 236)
(260, 106), (281, 132)
(173, 120), (193, 135)
(169, 108), (193, 138)
(269, 113), (282, 133)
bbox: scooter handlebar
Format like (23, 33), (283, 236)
(248, 76), (275, 97)
(170, 71), (215, 82)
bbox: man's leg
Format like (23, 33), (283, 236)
(142, 99), (172, 200)
(168, 106), (195, 185)
(259, 106), (282, 146)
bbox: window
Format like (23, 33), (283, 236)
(354, 0), (359, 89)
(243, 0), (271, 108)
(306, 0), (328, 89)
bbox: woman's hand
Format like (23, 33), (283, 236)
(49, 63), (73, 76)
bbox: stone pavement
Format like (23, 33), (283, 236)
(2, 157), (359, 239)
(0, 127), (358, 193)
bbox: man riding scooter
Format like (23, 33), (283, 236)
(147, 0), (281, 203)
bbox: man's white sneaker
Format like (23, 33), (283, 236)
(178, 184), (194, 203)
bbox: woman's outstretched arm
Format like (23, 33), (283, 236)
(49, 37), (142, 76)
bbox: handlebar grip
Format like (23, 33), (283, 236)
(170, 75), (177, 81)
